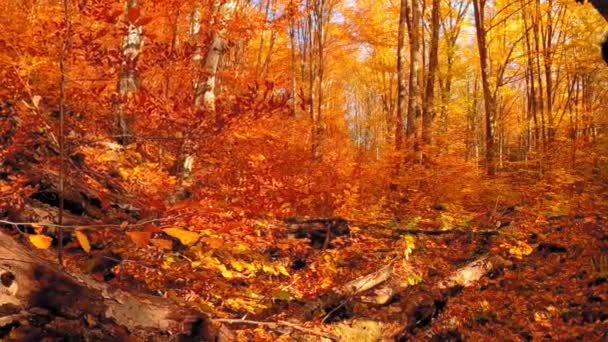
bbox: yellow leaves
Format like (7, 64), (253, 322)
(215, 265), (234, 279)
(480, 300), (491, 311)
(249, 154), (265, 162)
(163, 227), (200, 246)
(193, 254), (234, 278)
(229, 259), (247, 272)
(15, 54), (48, 78)
(260, 263), (290, 276)
(224, 297), (268, 313)
(162, 254), (177, 269)
(192, 250), (289, 279)
(95, 150), (121, 163)
(438, 213), (455, 230)
(28, 234), (52, 249)
(501, 241), (534, 259)
(75, 230), (91, 253)
(233, 131), (249, 140)
(334, 320), (385, 342)
(0, 181), (11, 194)
(276, 265), (290, 276)
(406, 273), (423, 286)
(401, 234), (416, 260)
(320, 277), (334, 289)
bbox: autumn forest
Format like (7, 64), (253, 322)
(0, 0), (607, 340)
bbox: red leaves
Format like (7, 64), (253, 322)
(108, 10), (123, 23)
(126, 7), (141, 23)
(138, 17), (153, 26)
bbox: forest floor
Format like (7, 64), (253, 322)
(2, 136), (608, 341)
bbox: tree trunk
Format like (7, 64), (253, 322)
(315, 0), (325, 161)
(472, 0), (495, 175)
(396, 0), (407, 151)
(543, 0), (555, 142)
(421, 0), (440, 144)
(0, 231), (216, 341)
(194, 0), (235, 111)
(406, 0), (422, 139)
(438, 0), (469, 136)
(190, 1), (203, 102)
(115, 0), (143, 145)
(521, 2), (539, 151)
(289, 1), (298, 117)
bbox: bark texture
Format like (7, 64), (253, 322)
(0, 231), (214, 341)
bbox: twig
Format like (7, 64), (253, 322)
(487, 196), (501, 223)
(57, 0), (71, 268)
(212, 318), (338, 341)
(0, 216), (176, 231)
(357, 223), (499, 237)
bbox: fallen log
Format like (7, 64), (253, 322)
(286, 217), (350, 249)
(337, 264), (393, 296)
(397, 255), (512, 339)
(355, 222), (500, 237)
(24, 163), (141, 221)
(6, 200), (92, 229)
(288, 254), (511, 334)
(0, 231), (216, 341)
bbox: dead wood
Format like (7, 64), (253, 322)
(6, 200), (94, 229)
(286, 217), (350, 249)
(0, 231), (216, 341)
(355, 221), (500, 237)
(396, 255), (512, 338)
(337, 264), (393, 296)
(213, 318), (338, 341)
(24, 163), (141, 221)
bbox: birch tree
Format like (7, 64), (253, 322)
(421, 0), (440, 143)
(115, 0), (143, 144)
(194, 0), (236, 110)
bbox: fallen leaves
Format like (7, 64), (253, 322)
(75, 230), (91, 253)
(151, 238), (173, 250)
(126, 231), (152, 247)
(501, 241), (534, 259)
(28, 234), (52, 249)
(163, 227), (200, 246)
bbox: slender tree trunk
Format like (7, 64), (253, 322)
(307, 7), (318, 157)
(255, 0), (272, 78)
(406, 0), (421, 139)
(194, 0), (235, 111)
(438, 0), (469, 135)
(543, 0), (555, 142)
(422, 0), (440, 144)
(190, 1), (203, 104)
(532, 0), (546, 148)
(473, 0), (495, 175)
(289, 1), (297, 117)
(396, 0), (407, 151)
(522, 3), (539, 150)
(57, 0), (71, 266)
(164, 5), (181, 98)
(309, 0), (330, 161)
(115, 0), (143, 145)
(261, 31), (277, 79)
(174, 2), (202, 185)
